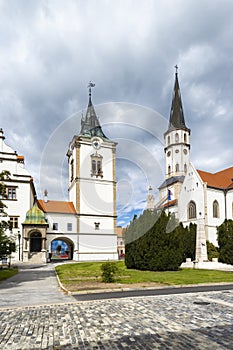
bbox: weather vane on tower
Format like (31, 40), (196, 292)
(174, 65), (178, 74)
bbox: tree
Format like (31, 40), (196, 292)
(217, 220), (233, 265)
(125, 210), (196, 271)
(0, 171), (16, 261)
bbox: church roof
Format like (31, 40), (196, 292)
(159, 199), (177, 209)
(197, 166), (233, 189)
(79, 83), (109, 140)
(165, 68), (189, 134)
(23, 203), (47, 225)
(37, 200), (77, 214)
(158, 176), (185, 190)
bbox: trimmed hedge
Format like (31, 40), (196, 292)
(125, 211), (196, 271)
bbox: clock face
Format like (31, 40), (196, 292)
(92, 138), (101, 150)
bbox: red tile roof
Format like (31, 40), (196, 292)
(197, 166), (233, 189)
(160, 199), (177, 208)
(37, 200), (77, 214)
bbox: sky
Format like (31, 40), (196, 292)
(0, 0), (233, 227)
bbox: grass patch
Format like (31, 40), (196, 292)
(55, 261), (233, 291)
(0, 267), (18, 281)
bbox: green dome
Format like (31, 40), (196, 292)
(23, 203), (47, 225)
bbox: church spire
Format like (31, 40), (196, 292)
(79, 82), (108, 139)
(168, 66), (188, 131)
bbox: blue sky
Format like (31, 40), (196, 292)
(0, 0), (233, 227)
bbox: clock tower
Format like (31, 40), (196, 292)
(67, 83), (118, 261)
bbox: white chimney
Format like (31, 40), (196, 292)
(44, 189), (48, 203)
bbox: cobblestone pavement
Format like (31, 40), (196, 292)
(1, 290), (233, 349)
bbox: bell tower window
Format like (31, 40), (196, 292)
(91, 152), (103, 178)
(175, 163), (179, 172)
(184, 133), (187, 143)
(168, 165), (171, 175)
(175, 133), (179, 143)
(167, 136), (170, 145)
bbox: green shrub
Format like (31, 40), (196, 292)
(101, 262), (118, 283)
(206, 240), (219, 260)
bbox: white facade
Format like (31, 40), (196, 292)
(164, 128), (190, 178)
(178, 163), (233, 246)
(0, 129), (35, 263)
(67, 135), (118, 261)
(44, 211), (78, 260)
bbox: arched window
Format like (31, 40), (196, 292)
(184, 133), (187, 143)
(91, 153), (103, 178)
(167, 136), (170, 145)
(175, 163), (179, 172)
(175, 133), (179, 143)
(168, 165), (171, 175)
(213, 200), (219, 218)
(184, 163), (187, 173)
(188, 201), (196, 219)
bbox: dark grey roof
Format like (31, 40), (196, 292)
(79, 90), (108, 140)
(158, 176), (185, 189)
(166, 72), (189, 132)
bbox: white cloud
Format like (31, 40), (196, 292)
(0, 0), (232, 226)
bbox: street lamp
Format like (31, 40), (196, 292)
(18, 232), (21, 261)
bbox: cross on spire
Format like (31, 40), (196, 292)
(174, 64), (178, 74)
(88, 81), (95, 98)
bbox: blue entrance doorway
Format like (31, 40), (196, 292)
(51, 239), (73, 260)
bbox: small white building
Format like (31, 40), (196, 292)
(37, 199), (78, 260)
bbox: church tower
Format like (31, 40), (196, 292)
(157, 68), (190, 212)
(164, 67), (190, 179)
(67, 83), (118, 261)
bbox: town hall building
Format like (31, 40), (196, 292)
(1, 84), (118, 264)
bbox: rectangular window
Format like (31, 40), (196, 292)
(53, 223), (58, 230)
(70, 159), (74, 182)
(9, 216), (19, 229)
(6, 187), (17, 200)
(92, 160), (96, 175)
(67, 223), (72, 231)
(94, 222), (100, 230)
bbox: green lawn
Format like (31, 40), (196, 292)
(0, 268), (18, 281)
(55, 261), (233, 290)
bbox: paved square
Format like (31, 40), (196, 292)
(0, 290), (233, 349)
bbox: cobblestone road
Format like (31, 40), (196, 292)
(1, 290), (233, 349)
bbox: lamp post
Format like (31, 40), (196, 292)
(18, 232), (21, 261)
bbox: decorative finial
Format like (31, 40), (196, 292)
(174, 65), (178, 74)
(87, 81), (95, 98)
